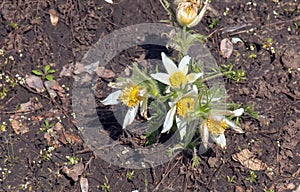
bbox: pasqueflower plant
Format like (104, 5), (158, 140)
(101, 0), (248, 155)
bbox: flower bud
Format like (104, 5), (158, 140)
(176, 0), (209, 28)
(176, 2), (198, 27)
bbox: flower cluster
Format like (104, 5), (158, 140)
(101, 52), (244, 149)
(101, 0), (246, 151)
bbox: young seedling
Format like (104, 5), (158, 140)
(66, 156), (79, 165)
(40, 119), (55, 133)
(209, 18), (219, 29)
(244, 104), (259, 119)
(192, 148), (200, 168)
(101, 176), (111, 192)
(227, 175), (236, 184)
(221, 62), (246, 82)
(245, 170), (258, 183)
(32, 64), (56, 81)
(126, 170), (135, 181)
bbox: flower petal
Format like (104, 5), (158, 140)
(175, 116), (187, 140)
(225, 119), (244, 133)
(213, 134), (226, 149)
(232, 108), (244, 116)
(123, 106), (138, 129)
(140, 99), (149, 120)
(162, 106), (177, 133)
(101, 90), (122, 105)
(187, 0), (209, 28)
(178, 55), (191, 75)
(150, 73), (171, 86)
(161, 52), (178, 74)
(200, 123), (209, 149)
(186, 72), (203, 83)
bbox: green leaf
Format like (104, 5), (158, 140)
(47, 69), (56, 74)
(45, 74), (53, 81)
(32, 70), (43, 76)
(44, 65), (51, 73)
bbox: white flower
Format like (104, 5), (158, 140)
(162, 85), (198, 140)
(200, 108), (244, 149)
(101, 80), (148, 129)
(151, 52), (203, 90)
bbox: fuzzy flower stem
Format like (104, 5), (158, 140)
(202, 71), (231, 82)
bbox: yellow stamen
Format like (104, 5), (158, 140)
(120, 85), (142, 107)
(169, 71), (186, 88)
(176, 97), (195, 118)
(206, 118), (227, 135)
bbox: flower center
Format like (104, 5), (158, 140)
(169, 71), (187, 88)
(120, 85), (142, 107)
(206, 118), (227, 135)
(176, 97), (195, 118)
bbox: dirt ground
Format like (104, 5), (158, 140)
(0, 0), (299, 191)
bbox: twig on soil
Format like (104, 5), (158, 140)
(152, 155), (183, 192)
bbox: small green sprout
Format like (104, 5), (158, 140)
(41, 146), (56, 161)
(264, 189), (275, 192)
(209, 18), (219, 29)
(244, 104), (259, 119)
(32, 64), (56, 81)
(245, 170), (258, 183)
(10, 22), (18, 29)
(1, 122), (6, 132)
(101, 176), (111, 192)
(262, 38), (273, 50)
(40, 119), (55, 133)
(227, 175), (236, 184)
(192, 148), (200, 168)
(248, 53), (257, 59)
(221, 63), (246, 82)
(66, 156), (79, 165)
(126, 170), (135, 181)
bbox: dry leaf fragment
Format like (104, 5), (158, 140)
(62, 132), (83, 145)
(96, 66), (116, 79)
(10, 114), (29, 135)
(220, 38), (233, 58)
(62, 163), (84, 182)
(17, 98), (42, 113)
(235, 186), (244, 192)
(44, 121), (64, 147)
(25, 75), (44, 93)
(49, 9), (59, 26)
(80, 177), (89, 192)
(232, 149), (268, 171)
(60, 63), (74, 77)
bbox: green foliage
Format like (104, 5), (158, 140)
(32, 64), (56, 81)
(9, 22), (18, 29)
(245, 170), (258, 183)
(41, 146), (55, 161)
(227, 175), (236, 184)
(264, 189), (275, 192)
(244, 104), (259, 119)
(209, 18), (219, 29)
(221, 62), (246, 82)
(126, 170), (135, 181)
(101, 176), (111, 192)
(191, 148), (200, 168)
(40, 119), (55, 133)
(66, 156), (79, 165)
